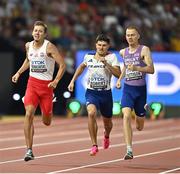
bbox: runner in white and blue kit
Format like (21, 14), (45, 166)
(68, 34), (121, 156)
(116, 26), (154, 160)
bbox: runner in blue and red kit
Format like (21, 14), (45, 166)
(116, 26), (154, 160)
(68, 34), (121, 156)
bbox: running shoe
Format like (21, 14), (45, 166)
(24, 149), (34, 162)
(124, 151), (133, 160)
(103, 136), (110, 149)
(89, 146), (99, 156)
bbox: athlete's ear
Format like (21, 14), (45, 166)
(137, 33), (140, 40)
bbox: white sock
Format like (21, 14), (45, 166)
(127, 145), (132, 152)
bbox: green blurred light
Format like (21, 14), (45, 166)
(68, 100), (81, 114)
(150, 102), (163, 116)
(113, 102), (121, 115)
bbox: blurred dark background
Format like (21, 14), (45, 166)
(0, 0), (179, 116)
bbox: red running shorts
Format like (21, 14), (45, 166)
(24, 76), (53, 116)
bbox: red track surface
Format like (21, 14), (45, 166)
(0, 116), (180, 173)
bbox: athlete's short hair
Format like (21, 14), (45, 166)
(126, 25), (140, 34)
(96, 34), (110, 44)
(33, 21), (48, 33)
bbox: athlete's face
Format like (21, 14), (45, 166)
(32, 25), (46, 42)
(96, 41), (110, 56)
(126, 29), (140, 45)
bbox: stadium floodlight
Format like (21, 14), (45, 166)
(113, 102), (122, 116)
(67, 100), (81, 115)
(13, 93), (21, 101)
(149, 102), (164, 120)
(150, 102), (163, 116)
(63, 91), (71, 99)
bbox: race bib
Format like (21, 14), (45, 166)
(125, 69), (143, 81)
(31, 60), (47, 73)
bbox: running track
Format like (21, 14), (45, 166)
(0, 116), (180, 173)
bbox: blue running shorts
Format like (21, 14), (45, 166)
(121, 83), (147, 117)
(85, 89), (113, 118)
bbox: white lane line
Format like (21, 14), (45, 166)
(0, 134), (180, 165)
(1, 126), (179, 151)
(1, 125), (180, 143)
(0, 130), (88, 142)
(0, 118), (174, 135)
(48, 147), (180, 173)
(159, 167), (180, 174)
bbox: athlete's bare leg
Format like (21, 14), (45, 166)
(102, 117), (113, 137)
(122, 107), (133, 147)
(24, 105), (36, 149)
(87, 104), (98, 146)
(42, 114), (52, 126)
(135, 116), (145, 131)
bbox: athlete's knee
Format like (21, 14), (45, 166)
(25, 110), (34, 120)
(43, 119), (51, 126)
(136, 125), (144, 131)
(123, 113), (131, 121)
(88, 110), (96, 119)
(42, 115), (52, 126)
(136, 116), (144, 131)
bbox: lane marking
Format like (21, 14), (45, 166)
(0, 118), (174, 135)
(1, 125), (180, 142)
(1, 126), (179, 151)
(159, 167), (180, 173)
(48, 147), (180, 173)
(0, 134), (180, 165)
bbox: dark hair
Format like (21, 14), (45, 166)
(96, 34), (110, 44)
(34, 21), (48, 33)
(126, 25), (140, 34)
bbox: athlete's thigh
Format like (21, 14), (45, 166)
(24, 86), (39, 108)
(85, 89), (100, 109)
(134, 88), (147, 117)
(121, 91), (134, 110)
(99, 90), (113, 118)
(39, 88), (53, 116)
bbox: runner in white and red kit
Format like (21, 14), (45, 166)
(12, 21), (66, 161)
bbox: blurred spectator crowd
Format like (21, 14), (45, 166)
(0, 0), (179, 55)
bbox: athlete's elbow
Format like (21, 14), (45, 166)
(150, 67), (155, 74)
(114, 72), (121, 78)
(147, 66), (154, 74)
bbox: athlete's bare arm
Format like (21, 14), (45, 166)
(116, 49), (126, 89)
(68, 63), (86, 92)
(141, 46), (154, 74)
(12, 43), (30, 83)
(103, 62), (121, 78)
(118, 49), (126, 80)
(47, 43), (66, 89)
(127, 46), (154, 74)
(99, 55), (121, 78)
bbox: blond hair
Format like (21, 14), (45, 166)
(34, 21), (48, 33)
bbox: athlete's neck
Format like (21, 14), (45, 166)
(128, 44), (139, 53)
(95, 52), (107, 59)
(33, 39), (44, 48)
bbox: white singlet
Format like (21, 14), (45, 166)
(83, 52), (120, 90)
(28, 39), (55, 80)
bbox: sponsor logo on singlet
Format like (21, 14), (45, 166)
(124, 54), (143, 81)
(31, 60), (47, 73)
(88, 73), (107, 89)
